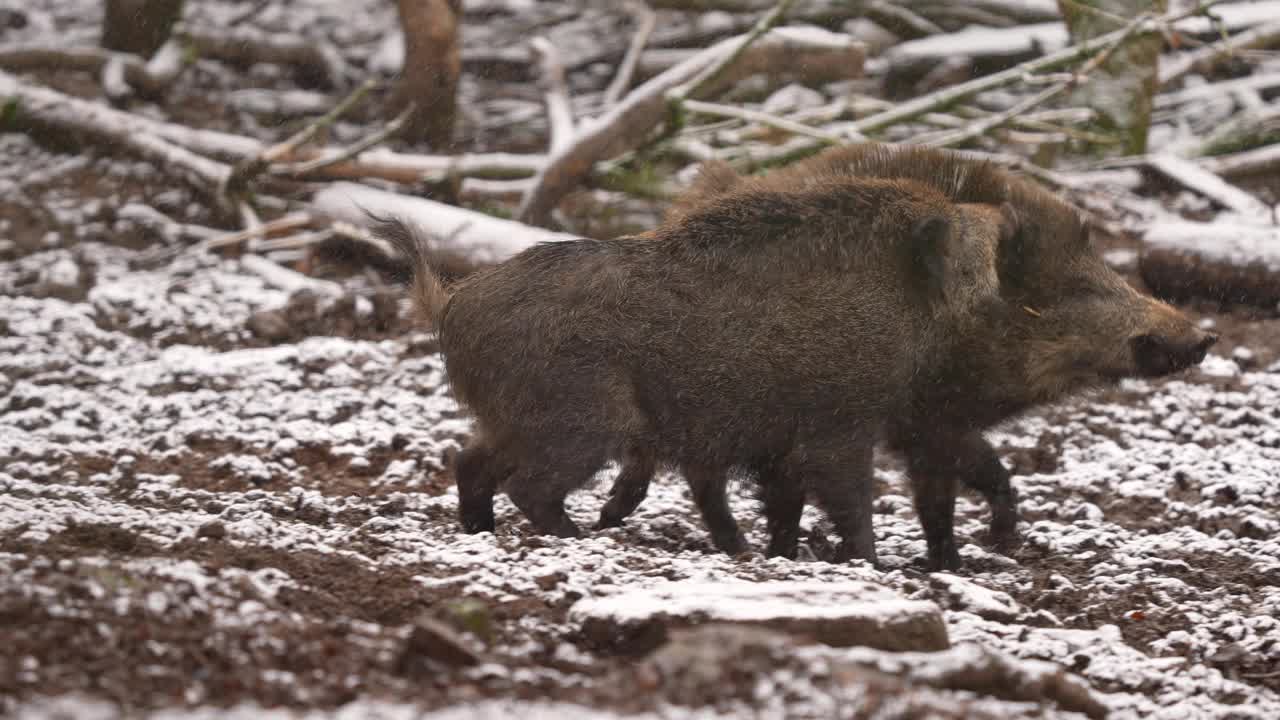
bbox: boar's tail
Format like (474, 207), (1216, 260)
(373, 215), (455, 328)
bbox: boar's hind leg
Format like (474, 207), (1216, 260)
(455, 440), (506, 534)
(595, 445), (657, 530)
(685, 464), (745, 555)
(504, 443), (606, 539)
(754, 458), (806, 560)
(890, 430), (967, 572)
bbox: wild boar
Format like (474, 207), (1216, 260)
(595, 144), (1217, 570)
(390, 142), (1021, 566)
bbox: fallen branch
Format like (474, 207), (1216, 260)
(181, 25), (349, 90)
(1159, 19), (1280, 86)
(530, 38), (576, 154)
(1147, 154), (1272, 217)
(0, 70), (232, 210)
(517, 25), (864, 226)
(201, 212), (315, 252)
(116, 203), (220, 244)
(314, 182), (576, 265)
(240, 253), (344, 298)
(1200, 142), (1280, 179)
(0, 44), (188, 97)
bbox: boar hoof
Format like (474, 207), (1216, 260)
(922, 548), (963, 573)
(833, 542), (878, 567)
(459, 512), (496, 534)
(712, 531), (747, 557)
(987, 526), (1022, 553)
(765, 538), (799, 560)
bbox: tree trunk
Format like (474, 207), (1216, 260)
(392, 0), (462, 149)
(101, 0), (185, 59)
(1057, 0), (1166, 155)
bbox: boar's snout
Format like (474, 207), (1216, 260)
(1129, 328), (1217, 377)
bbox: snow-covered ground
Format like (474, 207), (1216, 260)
(3, 241), (1279, 718)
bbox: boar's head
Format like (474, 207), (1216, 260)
(993, 181), (1217, 404)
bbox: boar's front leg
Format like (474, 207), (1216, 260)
(889, 425), (1020, 571)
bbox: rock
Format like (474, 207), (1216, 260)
(196, 520), (227, 540)
(246, 309), (291, 342)
(397, 616), (481, 675)
(929, 573), (1021, 623)
(572, 580), (949, 655)
(1140, 219), (1280, 308)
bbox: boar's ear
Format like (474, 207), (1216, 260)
(908, 214), (950, 303)
(997, 202), (1020, 246)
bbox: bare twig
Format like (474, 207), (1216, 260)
(201, 212), (314, 252)
(666, 0), (797, 109)
(262, 79), (379, 164)
(918, 11), (1151, 149)
(530, 38), (576, 154)
(604, 1), (658, 108)
(271, 104), (416, 179)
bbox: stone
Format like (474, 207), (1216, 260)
(571, 580), (949, 655)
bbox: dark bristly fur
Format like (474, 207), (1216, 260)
(390, 143), (1215, 572)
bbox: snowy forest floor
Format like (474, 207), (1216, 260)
(4, 1), (1280, 718)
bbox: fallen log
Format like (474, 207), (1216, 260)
(1146, 154), (1271, 218)
(312, 182), (577, 266)
(1140, 219), (1280, 308)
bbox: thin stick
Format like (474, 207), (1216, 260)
(201, 211), (314, 252)
(530, 38), (576, 154)
(666, 0), (797, 106)
(261, 78), (379, 163)
(759, 0), (1227, 163)
(271, 104), (415, 178)
(682, 99), (847, 144)
(604, 1), (657, 108)
(920, 10), (1151, 148)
